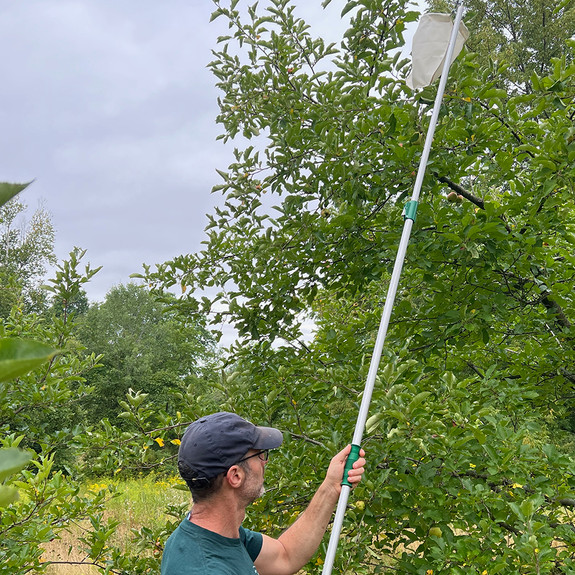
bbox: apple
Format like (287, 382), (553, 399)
(428, 526), (442, 538)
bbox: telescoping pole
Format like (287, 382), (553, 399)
(321, 3), (466, 574)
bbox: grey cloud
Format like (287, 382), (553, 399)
(0, 0), (420, 305)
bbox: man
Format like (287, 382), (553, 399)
(161, 411), (366, 575)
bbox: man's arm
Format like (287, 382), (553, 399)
(254, 444), (366, 575)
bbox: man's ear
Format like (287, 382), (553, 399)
(225, 465), (245, 489)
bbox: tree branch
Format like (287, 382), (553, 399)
(438, 176), (485, 210)
(540, 294), (572, 329)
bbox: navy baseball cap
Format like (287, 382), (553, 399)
(178, 412), (283, 480)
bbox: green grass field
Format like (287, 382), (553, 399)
(43, 475), (190, 574)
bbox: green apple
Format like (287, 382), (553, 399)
(428, 526), (442, 538)
(447, 192), (458, 203)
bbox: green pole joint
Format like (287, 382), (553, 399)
(341, 444), (362, 488)
(403, 200), (418, 222)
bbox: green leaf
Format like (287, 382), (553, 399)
(0, 485), (20, 507)
(0, 448), (32, 483)
(341, 0), (358, 15)
(482, 88), (508, 99)
(210, 8), (224, 22)
(386, 113), (397, 136)
(555, 0), (571, 13)
(0, 181), (32, 208)
(519, 498), (534, 518)
(407, 391), (431, 413)
(384, 409), (407, 422)
(366, 412), (385, 433)
(471, 427), (487, 445)
(0, 338), (59, 382)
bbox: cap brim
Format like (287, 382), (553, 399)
(253, 425), (283, 450)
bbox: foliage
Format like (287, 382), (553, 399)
(0, 447), (32, 507)
(0, 247), (109, 573)
(136, 0), (575, 572)
(0, 246), (192, 575)
(76, 283), (220, 429)
(0, 181), (57, 510)
(0, 186), (102, 573)
(428, 0), (575, 93)
(0, 182), (31, 207)
(0, 197), (56, 317)
(0, 184), (219, 574)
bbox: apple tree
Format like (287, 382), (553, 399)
(138, 0), (575, 572)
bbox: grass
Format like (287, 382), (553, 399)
(43, 474), (190, 574)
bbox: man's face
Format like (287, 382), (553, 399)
(240, 449), (267, 504)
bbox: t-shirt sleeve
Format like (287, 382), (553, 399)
(239, 526), (264, 562)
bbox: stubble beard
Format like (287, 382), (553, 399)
(242, 470), (266, 504)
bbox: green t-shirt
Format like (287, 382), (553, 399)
(161, 516), (263, 575)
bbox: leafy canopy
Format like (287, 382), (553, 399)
(141, 0), (575, 572)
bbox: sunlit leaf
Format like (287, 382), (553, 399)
(0, 448), (32, 483)
(0, 485), (20, 507)
(0, 338), (58, 382)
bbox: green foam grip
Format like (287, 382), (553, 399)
(403, 200), (418, 222)
(341, 444), (362, 488)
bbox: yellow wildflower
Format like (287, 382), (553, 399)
(171, 439), (181, 446)
(155, 437), (165, 447)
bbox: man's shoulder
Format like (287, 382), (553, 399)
(239, 525), (263, 559)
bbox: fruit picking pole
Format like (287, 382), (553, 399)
(321, 3), (466, 574)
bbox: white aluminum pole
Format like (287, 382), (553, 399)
(321, 3), (466, 574)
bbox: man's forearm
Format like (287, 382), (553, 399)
(256, 445), (365, 575)
(276, 480), (340, 571)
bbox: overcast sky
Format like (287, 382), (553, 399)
(0, 1), (421, 304)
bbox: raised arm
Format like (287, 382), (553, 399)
(255, 444), (366, 575)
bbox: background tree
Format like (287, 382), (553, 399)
(428, 0), (575, 92)
(77, 283), (219, 427)
(0, 198), (56, 317)
(139, 0), (575, 572)
(0, 185), (221, 574)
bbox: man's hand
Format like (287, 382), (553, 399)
(324, 444), (366, 498)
